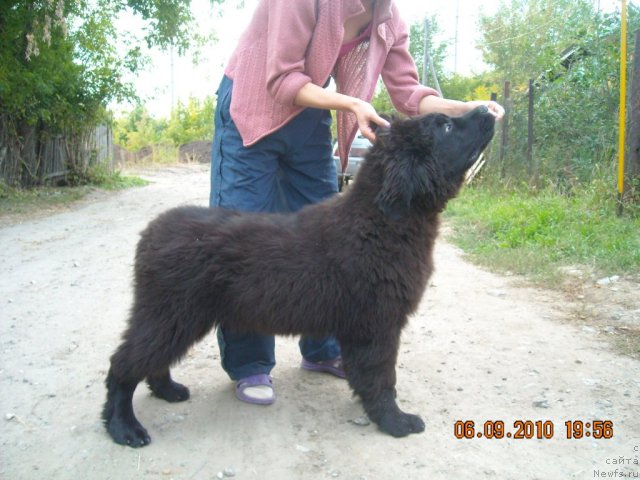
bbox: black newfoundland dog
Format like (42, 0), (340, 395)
(103, 107), (495, 447)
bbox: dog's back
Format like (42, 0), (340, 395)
(131, 205), (333, 337)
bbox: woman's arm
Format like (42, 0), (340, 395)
(419, 95), (505, 119)
(294, 83), (390, 141)
(380, 6), (505, 121)
(264, 0), (318, 106)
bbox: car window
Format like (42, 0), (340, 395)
(349, 148), (369, 157)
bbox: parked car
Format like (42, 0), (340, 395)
(332, 134), (373, 191)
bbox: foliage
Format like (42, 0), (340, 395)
(476, 0), (640, 187)
(372, 17), (500, 110)
(113, 96), (215, 151)
(0, 1), (103, 130)
(478, 0), (595, 85)
(0, 1), (220, 132)
(0, 168), (146, 218)
(165, 96), (215, 146)
(440, 72), (501, 102)
(84, 165), (150, 190)
(113, 105), (167, 151)
(445, 180), (640, 283)
(0, 0), (223, 185)
(0, 181), (90, 217)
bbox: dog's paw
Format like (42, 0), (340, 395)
(377, 410), (425, 438)
(148, 377), (190, 403)
(105, 414), (151, 448)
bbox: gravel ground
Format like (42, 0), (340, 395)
(1, 164), (638, 480)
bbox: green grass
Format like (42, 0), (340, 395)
(444, 184), (640, 284)
(0, 166), (148, 218)
(84, 168), (149, 190)
(0, 183), (90, 216)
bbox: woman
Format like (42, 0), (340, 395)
(211, 0), (504, 405)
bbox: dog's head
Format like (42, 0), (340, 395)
(371, 106), (495, 219)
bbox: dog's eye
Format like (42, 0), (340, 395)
(443, 123), (453, 133)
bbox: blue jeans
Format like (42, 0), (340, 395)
(211, 75), (341, 380)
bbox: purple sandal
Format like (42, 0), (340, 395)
(235, 374), (275, 405)
(301, 356), (347, 379)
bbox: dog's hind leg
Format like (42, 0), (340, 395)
(103, 310), (212, 447)
(341, 333), (425, 438)
(147, 369), (190, 403)
(103, 368), (150, 447)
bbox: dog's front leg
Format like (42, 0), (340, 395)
(341, 334), (425, 438)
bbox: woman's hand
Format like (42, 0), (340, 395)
(350, 99), (390, 142)
(294, 82), (390, 141)
(464, 100), (505, 120)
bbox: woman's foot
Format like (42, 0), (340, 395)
(235, 373), (275, 405)
(301, 356), (346, 379)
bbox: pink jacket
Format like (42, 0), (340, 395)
(225, 0), (440, 166)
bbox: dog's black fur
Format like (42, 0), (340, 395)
(102, 107), (495, 447)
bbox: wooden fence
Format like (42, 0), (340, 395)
(0, 116), (114, 187)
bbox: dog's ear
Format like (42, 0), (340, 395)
(374, 154), (432, 220)
(380, 113), (396, 123)
(371, 114), (395, 144)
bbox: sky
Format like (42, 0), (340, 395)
(113, 0), (631, 118)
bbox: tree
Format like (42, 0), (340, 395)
(166, 96), (215, 146)
(113, 96), (215, 151)
(440, 73), (501, 102)
(113, 105), (167, 151)
(476, 0), (640, 186)
(0, 0), (224, 186)
(478, 0), (595, 85)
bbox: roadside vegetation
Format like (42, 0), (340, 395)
(0, 166), (148, 219)
(112, 97), (215, 164)
(445, 179), (640, 285)
(0, 168), (149, 219)
(420, 1), (640, 286)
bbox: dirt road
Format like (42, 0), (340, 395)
(1, 165), (638, 480)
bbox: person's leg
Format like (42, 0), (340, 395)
(216, 329), (275, 381)
(211, 76), (282, 402)
(277, 108), (338, 212)
(211, 76), (281, 213)
(299, 337), (341, 362)
(276, 108), (344, 370)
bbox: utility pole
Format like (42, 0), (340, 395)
(170, 43), (175, 113)
(422, 18), (428, 87)
(423, 18), (442, 95)
(617, 0), (627, 215)
(454, 0), (460, 74)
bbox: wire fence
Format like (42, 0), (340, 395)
(483, 67), (639, 195)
